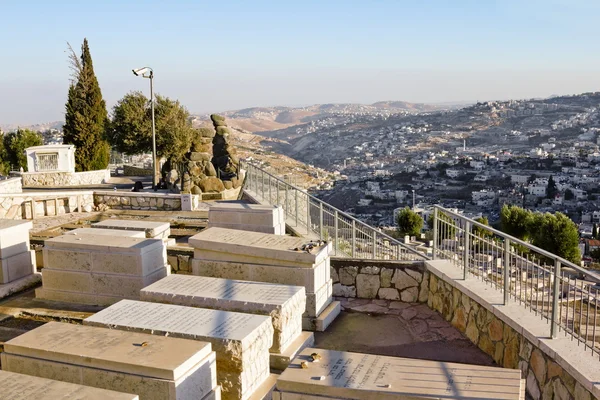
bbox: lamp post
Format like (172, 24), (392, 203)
(132, 67), (157, 190)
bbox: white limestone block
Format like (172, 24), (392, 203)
(208, 204), (285, 235)
(0, 370), (139, 400)
(66, 228), (146, 238)
(84, 300), (273, 400)
(92, 219), (170, 239)
(0, 220), (32, 259)
(0, 250), (35, 284)
(1, 322), (217, 400)
(141, 275), (305, 353)
(275, 348), (525, 399)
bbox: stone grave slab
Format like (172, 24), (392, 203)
(0, 220), (32, 259)
(0, 370), (139, 400)
(84, 299), (273, 400)
(208, 203), (285, 235)
(36, 234), (169, 306)
(1, 321), (217, 400)
(274, 348), (525, 400)
(0, 250), (36, 284)
(92, 219), (170, 239)
(66, 227), (146, 238)
(189, 227), (331, 266)
(141, 275), (313, 368)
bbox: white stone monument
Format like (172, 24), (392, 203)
(0, 220), (38, 297)
(36, 234), (169, 306)
(208, 203), (286, 235)
(84, 299), (275, 400)
(25, 144), (76, 173)
(273, 348), (525, 400)
(0, 370), (140, 400)
(189, 227), (340, 331)
(91, 219), (171, 239)
(1, 322), (218, 400)
(65, 227), (146, 238)
(141, 275), (314, 370)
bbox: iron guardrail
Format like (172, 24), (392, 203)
(241, 161), (428, 261)
(432, 206), (600, 358)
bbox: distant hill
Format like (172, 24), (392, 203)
(0, 121), (63, 133)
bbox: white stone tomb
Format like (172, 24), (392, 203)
(91, 219), (171, 239)
(273, 348), (525, 400)
(0, 370), (140, 400)
(0, 220), (37, 289)
(84, 299), (274, 400)
(189, 227), (340, 331)
(36, 234), (169, 305)
(141, 275), (314, 369)
(1, 322), (218, 400)
(208, 203), (286, 235)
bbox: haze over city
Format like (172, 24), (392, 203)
(2, 0), (600, 124)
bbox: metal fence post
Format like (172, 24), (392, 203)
(294, 190), (299, 226)
(351, 220), (356, 258)
(319, 202), (324, 239)
(463, 220), (470, 280)
(306, 194), (310, 233)
(268, 175), (272, 203)
(276, 179), (280, 206)
(372, 231), (377, 259)
(261, 170), (265, 199)
(334, 210), (339, 256)
(550, 259), (561, 338)
(432, 208), (439, 260)
(504, 238), (511, 305)
(284, 185), (289, 217)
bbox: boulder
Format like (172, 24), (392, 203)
(193, 143), (212, 153)
(199, 177), (225, 193)
(205, 162), (217, 177)
(223, 180), (233, 190)
(216, 126), (229, 136)
(191, 185), (202, 195)
(190, 152), (211, 162)
(198, 127), (215, 138)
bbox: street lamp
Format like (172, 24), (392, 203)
(132, 67), (157, 190)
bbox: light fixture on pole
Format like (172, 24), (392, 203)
(132, 67), (158, 191)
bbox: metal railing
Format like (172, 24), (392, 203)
(240, 161), (428, 261)
(432, 206), (600, 358)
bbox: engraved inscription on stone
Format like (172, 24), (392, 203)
(148, 276), (298, 304)
(88, 300), (263, 340)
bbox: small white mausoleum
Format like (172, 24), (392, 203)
(25, 145), (76, 173)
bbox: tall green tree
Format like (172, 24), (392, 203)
(108, 92), (195, 161)
(396, 207), (424, 237)
(546, 175), (558, 199)
(0, 131), (8, 175)
(63, 39), (110, 171)
(2, 129), (43, 171)
(500, 204), (533, 240)
(593, 223), (598, 240)
(529, 212), (581, 264)
(472, 216), (492, 238)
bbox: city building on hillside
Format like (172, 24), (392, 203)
(25, 145), (75, 173)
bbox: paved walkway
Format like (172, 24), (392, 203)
(316, 297), (496, 367)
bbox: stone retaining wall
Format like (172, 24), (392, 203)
(0, 177), (22, 194)
(166, 248), (193, 274)
(94, 192), (182, 211)
(0, 191), (94, 219)
(22, 169), (110, 187)
(330, 259), (429, 303)
(427, 271), (595, 400)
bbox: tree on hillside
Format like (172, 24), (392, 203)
(529, 212), (581, 264)
(564, 189), (574, 201)
(2, 129), (43, 171)
(427, 210), (456, 242)
(0, 132), (8, 175)
(396, 207), (423, 237)
(108, 92), (195, 162)
(546, 175), (558, 199)
(472, 216), (493, 239)
(63, 39), (110, 171)
(500, 204), (532, 240)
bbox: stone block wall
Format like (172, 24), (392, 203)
(0, 192), (94, 219)
(330, 259), (429, 303)
(93, 192), (182, 211)
(166, 248), (193, 275)
(427, 273), (594, 400)
(22, 169), (110, 187)
(0, 177), (23, 194)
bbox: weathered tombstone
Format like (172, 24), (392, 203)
(208, 203), (286, 235)
(65, 227), (145, 238)
(0, 220), (38, 298)
(84, 299), (275, 400)
(36, 234), (169, 306)
(273, 348), (525, 400)
(189, 227), (340, 331)
(1, 322), (219, 400)
(0, 370), (140, 400)
(91, 219), (171, 239)
(141, 275), (314, 370)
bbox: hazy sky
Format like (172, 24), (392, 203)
(2, 0), (600, 124)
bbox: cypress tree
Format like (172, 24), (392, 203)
(63, 39), (110, 171)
